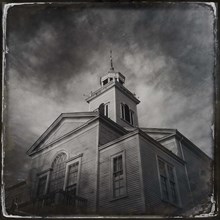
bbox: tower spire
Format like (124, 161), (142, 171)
(110, 50), (114, 71)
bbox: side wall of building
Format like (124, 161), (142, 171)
(98, 134), (145, 214)
(179, 141), (212, 205)
(99, 120), (125, 146)
(29, 122), (99, 213)
(115, 88), (138, 127)
(139, 135), (192, 215)
(89, 87), (116, 121)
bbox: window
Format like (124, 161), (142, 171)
(167, 165), (178, 203)
(99, 103), (109, 118)
(104, 103), (109, 117)
(66, 161), (79, 196)
(99, 103), (105, 115)
(159, 160), (169, 201)
(111, 152), (126, 199)
(130, 110), (134, 125)
(49, 152), (67, 192)
(120, 103), (135, 126)
(158, 158), (179, 205)
(37, 175), (47, 197)
(121, 103), (125, 119)
(64, 155), (82, 196)
(103, 79), (108, 85)
(124, 104), (130, 123)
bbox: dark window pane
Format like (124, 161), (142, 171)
(167, 165), (174, 181)
(170, 181), (177, 202)
(121, 104), (125, 119)
(159, 160), (166, 177)
(103, 79), (108, 85)
(161, 176), (169, 200)
(67, 162), (79, 187)
(130, 111), (134, 125)
(98, 103), (105, 115)
(37, 176), (47, 196)
(124, 105), (130, 123)
(113, 155), (125, 198)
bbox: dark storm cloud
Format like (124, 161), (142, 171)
(4, 3), (215, 186)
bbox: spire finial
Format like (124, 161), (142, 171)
(110, 50), (114, 71)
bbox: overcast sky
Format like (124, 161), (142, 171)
(4, 3), (215, 186)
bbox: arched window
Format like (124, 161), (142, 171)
(49, 152), (67, 192)
(98, 103), (105, 115)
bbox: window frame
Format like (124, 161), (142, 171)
(104, 102), (110, 118)
(103, 79), (108, 85)
(49, 152), (67, 193)
(129, 109), (134, 125)
(63, 154), (82, 196)
(120, 103), (135, 126)
(120, 103), (125, 120)
(36, 170), (51, 197)
(110, 151), (127, 201)
(156, 156), (181, 207)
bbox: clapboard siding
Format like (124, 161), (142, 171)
(180, 142), (212, 204)
(30, 122), (99, 213)
(98, 135), (145, 214)
(139, 135), (191, 215)
(99, 121), (124, 145)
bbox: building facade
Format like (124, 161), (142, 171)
(5, 59), (212, 216)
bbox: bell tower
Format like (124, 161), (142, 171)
(85, 51), (140, 128)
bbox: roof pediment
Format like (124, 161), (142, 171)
(140, 127), (177, 140)
(27, 112), (98, 156)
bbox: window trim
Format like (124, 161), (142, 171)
(156, 156), (182, 207)
(120, 103), (135, 126)
(63, 154), (82, 195)
(36, 171), (51, 197)
(104, 102), (110, 118)
(129, 109), (134, 125)
(49, 152), (67, 193)
(120, 103), (125, 119)
(110, 150), (127, 201)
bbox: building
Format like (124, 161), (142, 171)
(5, 55), (212, 216)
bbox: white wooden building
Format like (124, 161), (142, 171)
(6, 59), (212, 216)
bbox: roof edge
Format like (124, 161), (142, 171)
(26, 112), (98, 155)
(99, 128), (185, 165)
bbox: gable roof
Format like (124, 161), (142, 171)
(26, 112), (98, 156)
(140, 127), (211, 160)
(139, 127), (177, 140)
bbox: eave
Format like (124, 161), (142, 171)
(85, 81), (140, 104)
(27, 113), (128, 157)
(99, 128), (186, 165)
(26, 112), (98, 156)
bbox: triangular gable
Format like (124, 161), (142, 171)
(27, 112), (98, 156)
(139, 127), (177, 140)
(43, 119), (87, 145)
